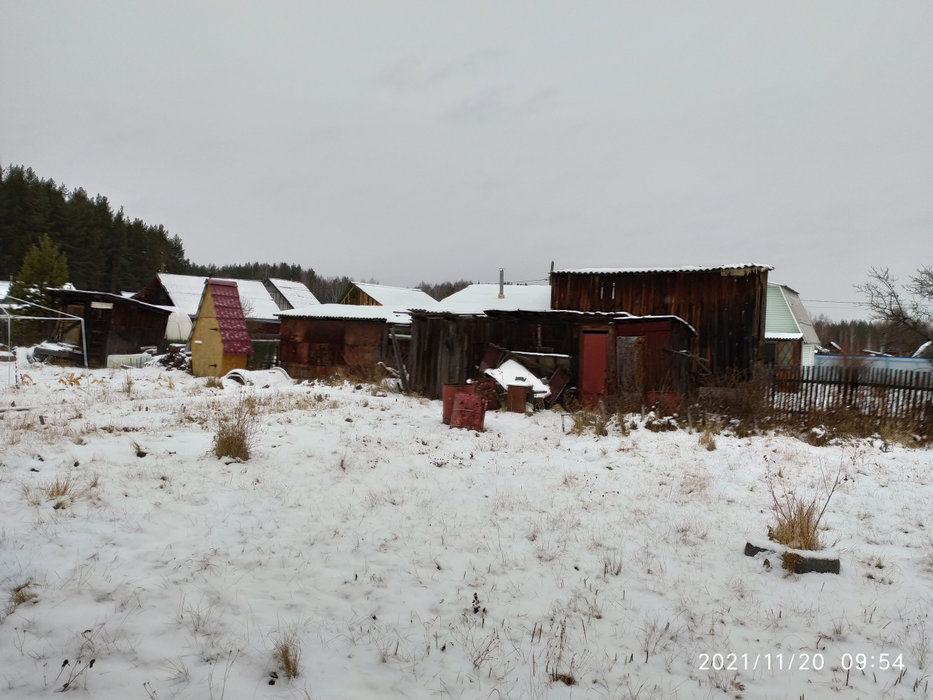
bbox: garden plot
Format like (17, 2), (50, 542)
(1, 362), (931, 699)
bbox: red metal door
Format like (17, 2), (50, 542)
(581, 331), (608, 407)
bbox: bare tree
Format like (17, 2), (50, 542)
(856, 267), (933, 352)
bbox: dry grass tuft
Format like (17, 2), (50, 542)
(205, 375), (223, 389)
(644, 414), (679, 433)
(22, 473), (99, 510)
(569, 409), (608, 436)
(550, 671), (577, 686)
(698, 424), (718, 451)
(602, 549), (623, 577)
(766, 468), (842, 552)
(273, 632), (301, 680)
(46, 476), (77, 501)
(320, 364), (393, 388)
(212, 394), (259, 461)
(769, 499), (823, 551)
(4, 580), (38, 620)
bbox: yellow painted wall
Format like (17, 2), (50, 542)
(191, 287), (247, 377)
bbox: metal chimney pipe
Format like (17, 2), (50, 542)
(498, 269), (504, 298)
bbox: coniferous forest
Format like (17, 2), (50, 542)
(0, 165), (360, 302)
(1, 165), (188, 293)
(2, 165), (903, 342)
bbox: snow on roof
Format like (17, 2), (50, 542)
(552, 264), (772, 274)
(613, 313), (697, 335)
(155, 273), (280, 320)
(767, 332), (805, 341)
(278, 303), (410, 324)
(266, 278), (320, 309)
(437, 284), (551, 313)
(46, 287), (172, 314)
(350, 282), (439, 310)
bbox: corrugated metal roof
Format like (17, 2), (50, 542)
(279, 303), (409, 323)
(205, 280), (252, 354)
(267, 278), (319, 309)
(767, 332), (804, 341)
(552, 264), (772, 275)
(349, 282), (439, 309)
(437, 284), (551, 313)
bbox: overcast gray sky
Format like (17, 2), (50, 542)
(2, 1), (931, 319)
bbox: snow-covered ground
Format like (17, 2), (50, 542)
(1, 359), (931, 699)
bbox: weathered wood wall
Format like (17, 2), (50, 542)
(409, 310), (690, 403)
(408, 314), (488, 398)
(340, 286), (379, 306)
(550, 267), (769, 376)
(613, 317), (695, 400)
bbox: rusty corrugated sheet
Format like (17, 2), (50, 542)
(279, 316), (388, 379)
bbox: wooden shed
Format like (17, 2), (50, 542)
(408, 309), (696, 409)
(190, 279), (252, 377)
(46, 288), (172, 368)
(550, 264), (770, 376)
(278, 304), (410, 380)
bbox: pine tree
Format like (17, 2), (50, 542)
(9, 233), (70, 312)
(0, 166), (54, 279)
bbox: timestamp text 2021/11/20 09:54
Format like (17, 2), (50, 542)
(697, 652), (906, 672)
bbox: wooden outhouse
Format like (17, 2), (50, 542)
(190, 279), (252, 377)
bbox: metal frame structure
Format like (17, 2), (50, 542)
(1, 295), (88, 384)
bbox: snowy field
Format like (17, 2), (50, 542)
(1, 360), (931, 700)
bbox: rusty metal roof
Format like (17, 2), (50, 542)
(203, 280), (252, 354)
